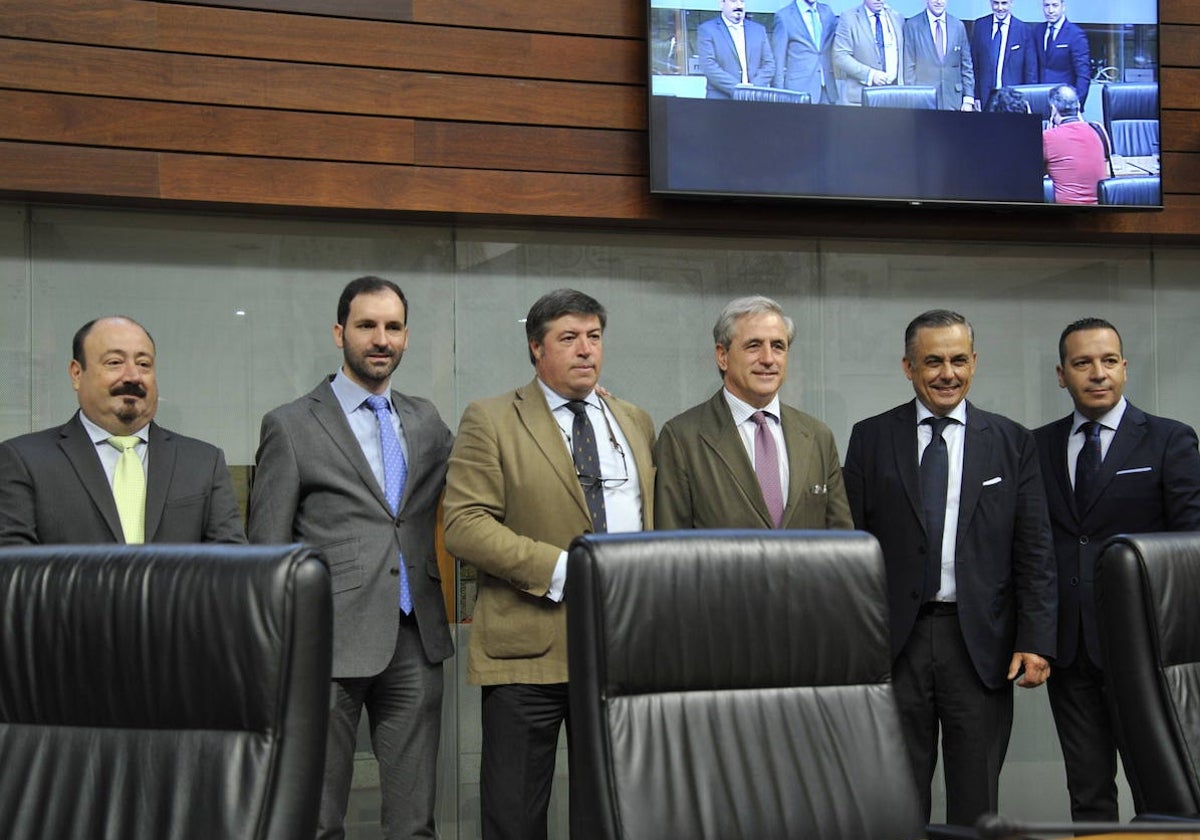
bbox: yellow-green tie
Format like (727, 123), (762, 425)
(107, 435), (145, 544)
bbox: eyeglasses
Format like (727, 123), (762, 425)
(568, 404), (629, 490)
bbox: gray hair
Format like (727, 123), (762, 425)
(712, 295), (796, 348)
(1049, 85), (1081, 118)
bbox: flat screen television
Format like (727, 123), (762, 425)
(647, 0), (1160, 208)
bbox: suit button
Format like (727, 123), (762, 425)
(918, 545), (926, 554)
(911, 590), (920, 600)
(389, 567), (400, 576)
(1079, 535), (1090, 545)
(1071, 576), (1079, 586)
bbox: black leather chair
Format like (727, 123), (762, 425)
(733, 84), (812, 104)
(862, 84), (938, 109)
(1096, 533), (1200, 818)
(1098, 175), (1160, 206)
(567, 530), (924, 840)
(1010, 83), (1058, 121)
(1102, 82), (1160, 156)
(0, 544), (332, 840)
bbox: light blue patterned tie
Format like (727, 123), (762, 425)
(367, 395), (412, 614)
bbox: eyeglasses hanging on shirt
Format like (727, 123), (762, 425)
(560, 404), (629, 489)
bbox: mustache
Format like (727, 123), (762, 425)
(110, 382), (147, 398)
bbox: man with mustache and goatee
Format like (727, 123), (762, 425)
(0, 315), (244, 546)
(249, 275), (454, 840)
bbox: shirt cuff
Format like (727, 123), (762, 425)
(546, 551), (568, 602)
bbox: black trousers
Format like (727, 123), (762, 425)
(1047, 646), (1121, 822)
(893, 605), (1014, 828)
(480, 682), (570, 840)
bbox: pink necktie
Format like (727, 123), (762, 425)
(752, 411), (784, 528)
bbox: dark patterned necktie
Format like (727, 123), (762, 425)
(566, 400), (608, 533)
(920, 416), (953, 601)
(1075, 421), (1102, 512)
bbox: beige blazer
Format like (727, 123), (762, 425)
(443, 379), (655, 685)
(654, 389), (852, 531)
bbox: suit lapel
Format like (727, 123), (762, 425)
(309, 379), (392, 516)
(514, 380), (591, 522)
(699, 392), (773, 527)
(890, 402), (924, 527)
(956, 403), (990, 541)
(144, 422), (173, 541)
(1080, 404), (1147, 518)
(1045, 416), (1076, 518)
(59, 414), (124, 541)
(393, 391), (422, 510)
(780, 408), (814, 526)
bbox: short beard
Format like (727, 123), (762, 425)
(345, 349), (402, 385)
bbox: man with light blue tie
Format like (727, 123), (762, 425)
(248, 275), (454, 840)
(772, 0), (839, 103)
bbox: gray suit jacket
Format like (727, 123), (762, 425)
(443, 379), (655, 686)
(655, 389), (852, 530)
(0, 412), (245, 546)
(833, 3), (906, 105)
(247, 377), (454, 677)
(771, 1), (839, 103)
(903, 11), (974, 109)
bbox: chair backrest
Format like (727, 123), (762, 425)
(1096, 533), (1200, 817)
(0, 544), (332, 840)
(567, 530), (923, 840)
(1097, 175), (1160, 206)
(1087, 120), (1115, 177)
(1110, 118), (1160, 157)
(1010, 83), (1059, 121)
(861, 84), (938, 110)
(733, 84), (812, 104)
(1102, 82), (1159, 136)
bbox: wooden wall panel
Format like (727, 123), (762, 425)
(0, 0), (1196, 242)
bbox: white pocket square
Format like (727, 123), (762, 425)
(1115, 466), (1153, 475)
(982, 476), (1003, 486)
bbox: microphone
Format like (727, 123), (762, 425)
(975, 812), (1200, 840)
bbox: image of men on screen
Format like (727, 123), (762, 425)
(1043, 85), (1106, 204)
(1035, 0), (1091, 107)
(698, 0), (776, 98)
(971, 0), (1036, 107)
(833, 0), (905, 105)
(772, 0), (839, 104)
(903, 0), (974, 111)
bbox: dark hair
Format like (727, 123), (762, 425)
(1058, 317), (1122, 362)
(72, 316), (155, 369)
(986, 86), (1029, 114)
(1048, 84), (1081, 118)
(336, 276), (408, 327)
(904, 310), (974, 360)
(525, 289), (607, 364)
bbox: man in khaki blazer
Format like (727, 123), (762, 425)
(443, 288), (655, 840)
(656, 295), (852, 530)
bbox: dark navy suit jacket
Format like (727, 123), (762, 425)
(970, 14), (1036, 105)
(1035, 18), (1090, 105)
(844, 400), (1057, 689)
(1034, 403), (1200, 669)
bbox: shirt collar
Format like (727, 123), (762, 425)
(537, 377), (599, 413)
(914, 399), (968, 427)
(722, 388), (782, 426)
(78, 409), (149, 445)
(1071, 397), (1127, 435)
(331, 367), (390, 416)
